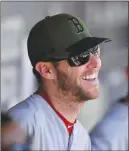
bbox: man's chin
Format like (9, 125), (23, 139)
(79, 91), (100, 102)
(88, 91), (100, 100)
(89, 94), (99, 100)
(84, 88), (100, 101)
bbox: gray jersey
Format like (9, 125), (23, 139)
(8, 94), (91, 150)
(90, 100), (128, 150)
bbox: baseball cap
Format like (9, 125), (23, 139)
(27, 13), (111, 67)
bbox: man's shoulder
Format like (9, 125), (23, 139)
(76, 120), (88, 131)
(8, 94), (42, 122)
(76, 120), (90, 138)
(76, 120), (91, 149)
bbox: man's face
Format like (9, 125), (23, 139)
(54, 53), (101, 101)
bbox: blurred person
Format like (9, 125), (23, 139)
(8, 13), (110, 150)
(90, 67), (128, 150)
(1, 112), (29, 151)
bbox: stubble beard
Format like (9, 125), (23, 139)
(55, 70), (89, 102)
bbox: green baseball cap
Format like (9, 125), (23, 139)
(27, 13), (111, 67)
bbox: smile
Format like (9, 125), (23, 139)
(82, 74), (97, 81)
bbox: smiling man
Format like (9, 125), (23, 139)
(8, 13), (110, 150)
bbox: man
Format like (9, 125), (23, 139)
(1, 112), (29, 151)
(8, 13), (110, 150)
(90, 68), (128, 150)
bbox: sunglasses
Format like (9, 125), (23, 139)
(68, 45), (100, 67)
(50, 45), (100, 67)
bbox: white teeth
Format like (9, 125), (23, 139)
(82, 74), (97, 80)
(87, 74), (96, 80)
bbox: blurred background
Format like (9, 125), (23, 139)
(1, 1), (128, 132)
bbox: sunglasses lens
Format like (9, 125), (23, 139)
(68, 53), (90, 67)
(68, 45), (100, 67)
(78, 55), (90, 65)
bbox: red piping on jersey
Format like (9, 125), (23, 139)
(39, 90), (76, 135)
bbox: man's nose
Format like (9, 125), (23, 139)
(87, 53), (101, 69)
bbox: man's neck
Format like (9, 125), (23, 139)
(38, 86), (85, 123)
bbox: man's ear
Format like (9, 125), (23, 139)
(35, 62), (56, 80)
